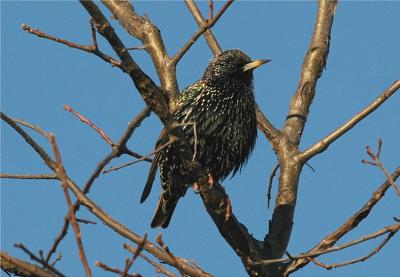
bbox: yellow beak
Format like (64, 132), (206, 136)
(242, 59), (271, 72)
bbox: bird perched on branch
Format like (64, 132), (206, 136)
(140, 49), (270, 228)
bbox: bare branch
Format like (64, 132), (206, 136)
(308, 225), (398, 270)
(103, 138), (176, 174)
(54, 170), (212, 277)
(80, 0), (170, 120)
(156, 235), (185, 277)
(362, 139), (400, 195)
(285, 167), (400, 274)
(253, 223), (400, 266)
(172, 0), (234, 66)
(1, 112), (55, 171)
(46, 107), (151, 262)
(184, 0), (222, 55)
(0, 173), (58, 180)
(283, 0), (338, 145)
(260, 3), (339, 271)
(12, 118), (49, 138)
(124, 244), (176, 277)
(95, 261), (140, 277)
(13, 243), (65, 277)
(21, 23), (121, 67)
(117, 107), (151, 147)
(255, 104), (282, 143)
(1, 251), (61, 277)
(101, 0), (178, 103)
(64, 105), (114, 146)
(49, 134), (92, 277)
(121, 234), (148, 277)
(301, 80), (400, 161)
(208, 0), (214, 20)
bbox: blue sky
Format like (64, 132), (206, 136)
(1, 1), (399, 277)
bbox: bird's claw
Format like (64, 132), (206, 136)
(193, 173), (215, 194)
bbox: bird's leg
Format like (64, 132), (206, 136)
(222, 196), (232, 222)
(193, 182), (200, 193)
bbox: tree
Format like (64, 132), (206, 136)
(1, 1), (399, 276)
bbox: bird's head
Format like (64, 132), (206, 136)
(203, 49), (270, 83)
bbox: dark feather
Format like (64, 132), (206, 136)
(141, 49), (267, 228)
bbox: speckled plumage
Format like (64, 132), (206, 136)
(141, 49), (268, 228)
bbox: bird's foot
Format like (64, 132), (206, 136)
(192, 173), (215, 194)
(193, 182), (200, 193)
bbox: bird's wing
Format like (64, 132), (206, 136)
(141, 81), (204, 204)
(140, 129), (168, 203)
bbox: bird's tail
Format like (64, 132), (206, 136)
(151, 194), (179, 228)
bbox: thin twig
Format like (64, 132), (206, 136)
(184, 0), (222, 55)
(64, 105), (114, 146)
(50, 165), (212, 276)
(253, 223), (400, 265)
(1, 112), (55, 170)
(0, 173), (58, 180)
(124, 244), (176, 277)
(12, 117), (49, 138)
(308, 229), (396, 269)
(121, 234), (148, 277)
(89, 18), (98, 49)
(14, 243), (65, 277)
(156, 235), (185, 277)
(46, 108), (151, 262)
(21, 23), (121, 67)
(49, 134), (92, 277)
(362, 139), (400, 195)
(1, 251), (61, 277)
(95, 261), (140, 277)
(126, 45), (146, 51)
(172, 0), (234, 65)
(76, 218), (97, 225)
(208, 0), (214, 20)
(50, 253), (63, 267)
(301, 80), (400, 161)
(285, 167), (400, 274)
(103, 139), (175, 174)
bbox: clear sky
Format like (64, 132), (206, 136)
(1, 1), (399, 277)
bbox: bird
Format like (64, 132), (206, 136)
(140, 49), (270, 228)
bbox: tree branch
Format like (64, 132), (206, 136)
(0, 251), (61, 277)
(301, 80), (400, 161)
(1, 112), (55, 171)
(0, 173), (58, 180)
(253, 223), (400, 266)
(184, 0), (222, 55)
(171, 0), (234, 66)
(308, 226), (397, 270)
(21, 23), (121, 67)
(285, 167), (400, 274)
(101, 0), (179, 104)
(60, 174), (212, 277)
(46, 107), (151, 263)
(124, 244), (176, 277)
(13, 243), (65, 277)
(283, 0), (337, 145)
(262, 2), (338, 271)
(49, 134), (92, 277)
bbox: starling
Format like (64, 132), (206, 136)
(140, 49), (269, 228)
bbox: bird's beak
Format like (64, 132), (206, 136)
(242, 59), (271, 72)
